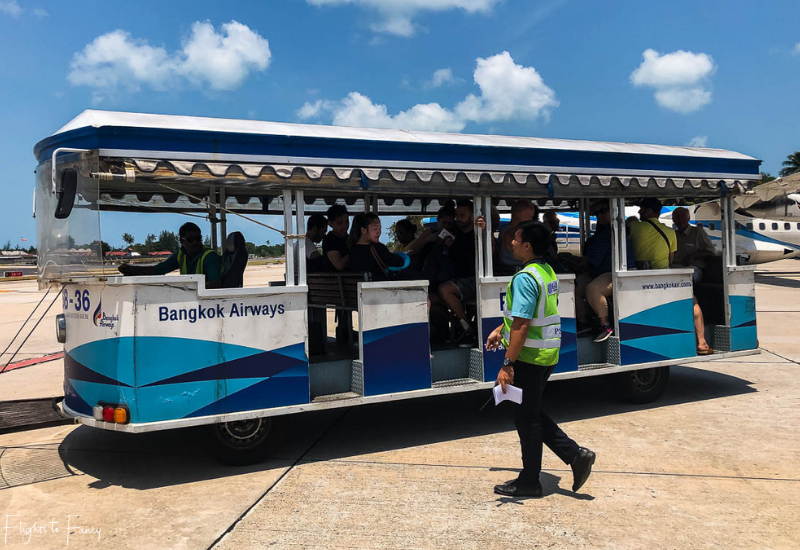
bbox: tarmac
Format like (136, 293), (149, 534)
(0, 261), (798, 549)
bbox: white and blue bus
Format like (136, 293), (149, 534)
(34, 111), (761, 463)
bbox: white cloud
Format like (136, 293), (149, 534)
(306, 0), (499, 36)
(686, 136), (708, 148)
(32, 7), (47, 17)
(455, 51), (558, 123)
(0, 1), (22, 16)
(793, 42), (800, 56)
(630, 49), (715, 114)
(297, 51), (558, 132)
(68, 21), (270, 99)
(424, 68), (455, 89)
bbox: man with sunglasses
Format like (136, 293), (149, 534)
(118, 222), (222, 288)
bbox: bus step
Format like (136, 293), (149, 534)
(311, 392), (362, 403)
(432, 378), (480, 389)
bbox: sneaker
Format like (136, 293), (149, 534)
(457, 327), (477, 348)
(593, 324), (613, 343)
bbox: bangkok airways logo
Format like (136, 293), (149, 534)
(93, 301), (120, 329)
(93, 301), (102, 326)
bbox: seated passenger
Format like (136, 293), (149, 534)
(628, 198), (676, 270)
(304, 213), (328, 273)
(437, 199), (478, 348)
(393, 219), (417, 253)
(118, 222), (222, 289)
(572, 200), (634, 342)
(322, 204), (350, 272)
(221, 231), (247, 288)
(672, 207), (716, 284)
(672, 207), (715, 355)
(348, 213), (408, 281)
(497, 199), (539, 273)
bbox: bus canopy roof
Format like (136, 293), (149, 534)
(34, 110), (761, 205)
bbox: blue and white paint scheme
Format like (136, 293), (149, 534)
(62, 276), (310, 423)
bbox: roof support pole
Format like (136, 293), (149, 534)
(296, 190), (306, 286)
(209, 185), (218, 251)
(283, 189), (295, 286)
(579, 198), (589, 256)
(720, 193), (735, 327)
(610, 197), (626, 340)
(219, 188), (227, 247)
(474, 195), (485, 281)
(484, 196), (494, 278)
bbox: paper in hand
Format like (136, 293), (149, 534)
(493, 384), (523, 405)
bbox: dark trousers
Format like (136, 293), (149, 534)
(513, 360), (580, 483)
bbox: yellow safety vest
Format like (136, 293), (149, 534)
(501, 261), (561, 366)
(177, 248), (215, 275)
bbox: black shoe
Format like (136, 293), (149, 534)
(593, 324), (613, 343)
(457, 327), (477, 348)
(493, 478), (543, 498)
(571, 447), (596, 492)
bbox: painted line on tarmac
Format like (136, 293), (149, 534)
(1, 352), (64, 373)
(208, 407), (354, 549)
(759, 348), (800, 366)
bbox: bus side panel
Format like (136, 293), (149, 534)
(727, 269), (757, 351)
(130, 284), (309, 422)
(359, 283), (431, 396)
(62, 283), (136, 418)
(616, 273), (696, 365)
(479, 276), (577, 383)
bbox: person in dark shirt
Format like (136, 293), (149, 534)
(437, 199), (478, 347)
(348, 213), (406, 281)
(304, 213), (328, 273)
(118, 222), (222, 288)
(322, 204), (350, 272)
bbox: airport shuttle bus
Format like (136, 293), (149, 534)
(34, 111), (761, 463)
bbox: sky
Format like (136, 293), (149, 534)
(0, 0), (798, 249)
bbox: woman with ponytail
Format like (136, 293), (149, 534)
(348, 213), (409, 281)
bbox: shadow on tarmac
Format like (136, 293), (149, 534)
(60, 364), (755, 490)
(755, 273), (800, 289)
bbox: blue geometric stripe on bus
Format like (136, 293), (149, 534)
(140, 346), (305, 387)
(133, 378), (266, 423)
(482, 317), (504, 382)
(63, 378), (93, 417)
(269, 342), (307, 362)
(730, 326), (758, 352)
(619, 299), (694, 332)
(554, 349), (578, 373)
(620, 332), (696, 365)
(729, 295), (756, 327)
(184, 374), (310, 418)
(618, 323), (693, 341)
(67, 380), (137, 417)
(64, 352), (133, 387)
(362, 322), (431, 396)
(67, 336), (266, 387)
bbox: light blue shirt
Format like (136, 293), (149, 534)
(509, 267), (541, 320)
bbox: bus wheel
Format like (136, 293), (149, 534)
(611, 366), (670, 404)
(205, 417), (280, 466)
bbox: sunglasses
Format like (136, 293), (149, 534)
(181, 235), (202, 243)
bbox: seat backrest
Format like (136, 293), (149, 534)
(222, 231), (248, 288)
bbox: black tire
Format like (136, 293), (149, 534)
(611, 366), (670, 404)
(205, 417), (281, 466)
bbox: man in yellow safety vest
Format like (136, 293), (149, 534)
(486, 220), (596, 498)
(118, 222), (222, 289)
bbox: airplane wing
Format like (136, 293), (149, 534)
(736, 172), (800, 208)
